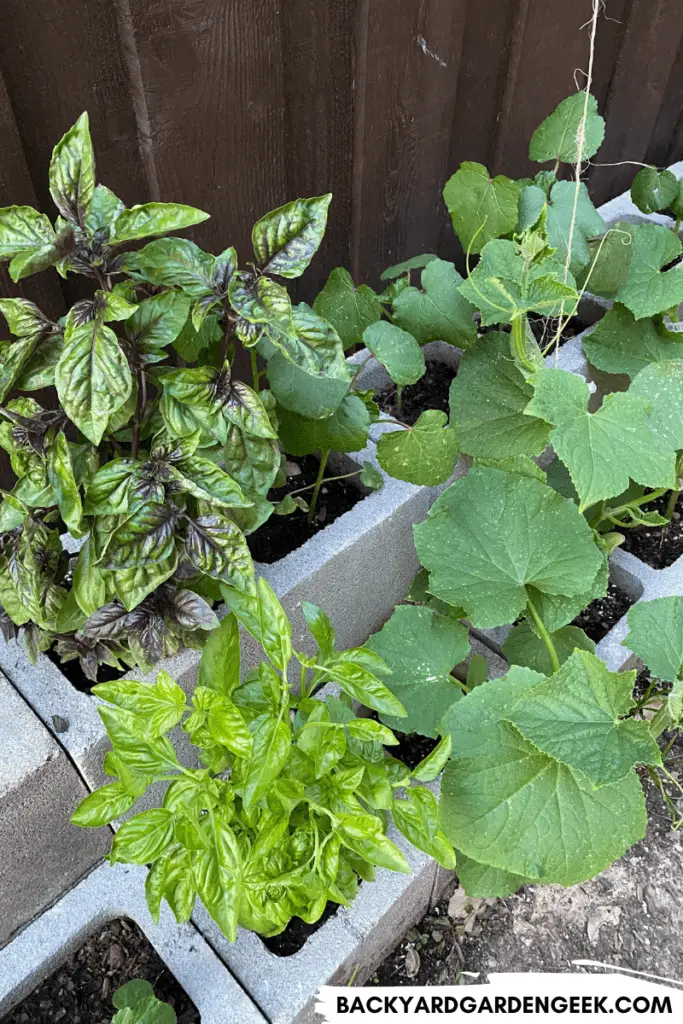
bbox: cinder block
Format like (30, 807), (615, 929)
(0, 861), (266, 1024)
(597, 550), (683, 673)
(0, 673), (109, 947)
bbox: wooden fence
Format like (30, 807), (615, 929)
(1, 0), (683, 314)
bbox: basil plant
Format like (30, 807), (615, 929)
(0, 113), (380, 678)
(73, 581), (454, 940)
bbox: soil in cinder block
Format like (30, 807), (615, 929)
(248, 454), (364, 565)
(1, 918), (199, 1024)
(620, 491), (683, 569)
(572, 582), (632, 642)
(260, 900), (340, 957)
(377, 360), (457, 424)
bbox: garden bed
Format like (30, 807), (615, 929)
(1, 918), (199, 1024)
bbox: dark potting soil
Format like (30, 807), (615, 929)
(46, 646), (125, 694)
(392, 731), (439, 771)
(620, 492), (683, 569)
(377, 360), (457, 425)
(248, 455), (364, 565)
(261, 900), (340, 957)
(572, 581), (632, 642)
(0, 918), (199, 1024)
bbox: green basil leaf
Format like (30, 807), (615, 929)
(242, 716), (291, 811)
(98, 705), (180, 775)
(0, 205), (55, 260)
(175, 455), (251, 508)
(198, 613), (241, 696)
(112, 202), (209, 243)
(85, 184), (125, 239)
(185, 514), (254, 591)
(72, 536), (110, 614)
(252, 194), (332, 278)
(301, 601), (336, 661)
(128, 291), (192, 350)
(221, 578), (291, 672)
(111, 808), (175, 865)
(0, 298), (53, 337)
(298, 721), (346, 778)
(55, 319), (132, 444)
(123, 238), (215, 299)
(112, 551), (179, 610)
(49, 112), (95, 223)
(392, 787), (456, 869)
(95, 671), (187, 737)
(71, 782), (136, 828)
(412, 734), (453, 782)
(323, 654), (406, 718)
(84, 458), (138, 516)
(47, 432), (83, 536)
(337, 814), (410, 873)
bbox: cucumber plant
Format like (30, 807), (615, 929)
(72, 580), (454, 940)
(362, 91), (683, 896)
(111, 980), (175, 1024)
(0, 113), (384, 677)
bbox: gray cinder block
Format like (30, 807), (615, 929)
(0, 673), (109, 947)
(0, 861), (266, 1024)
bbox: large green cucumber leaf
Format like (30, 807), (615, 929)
(439, 667), (647, 885)
(366, 604), (469, 738)
(629, 359), (683, 450)
(391, 259), (476, 348)
(582, 303), (683, 378)
(528, 92), (605, 164)
(449, 332), (550, 459)
(442, 162), (521, 254)
(376, 410), (460, 486)
(624, 596), (683, 683)
(526, 367), (677, 510)
(616, 223), (683, 320)
(312, 267), (381, 351)
(414, 467), (603, 628)
(454, 852), (531, 899)
(509, 649), (661, 786)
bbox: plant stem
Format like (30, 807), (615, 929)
(250, 349), (261, 391)
(676, 218), (681, 236)
(130, 368), (146, 459)
(307, 450), (330, 525)
(511, 314), (536, 372)
(287, 468), (362, 499)
(395, 384), (403, 413)
(665, 486), (680, 522)
(525, 595), (560, 674)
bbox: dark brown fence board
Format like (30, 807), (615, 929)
(0, 0), (680, 305)
(281, 0), (358, 298)
(0, 0), (146, 212)
(353, 0), (470, 284)
(591, 0), (683, 201)
(126, 0), (289, 262)
(0, 73), (65, 319)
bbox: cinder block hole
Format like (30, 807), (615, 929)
(1, 918), (198, 1024)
